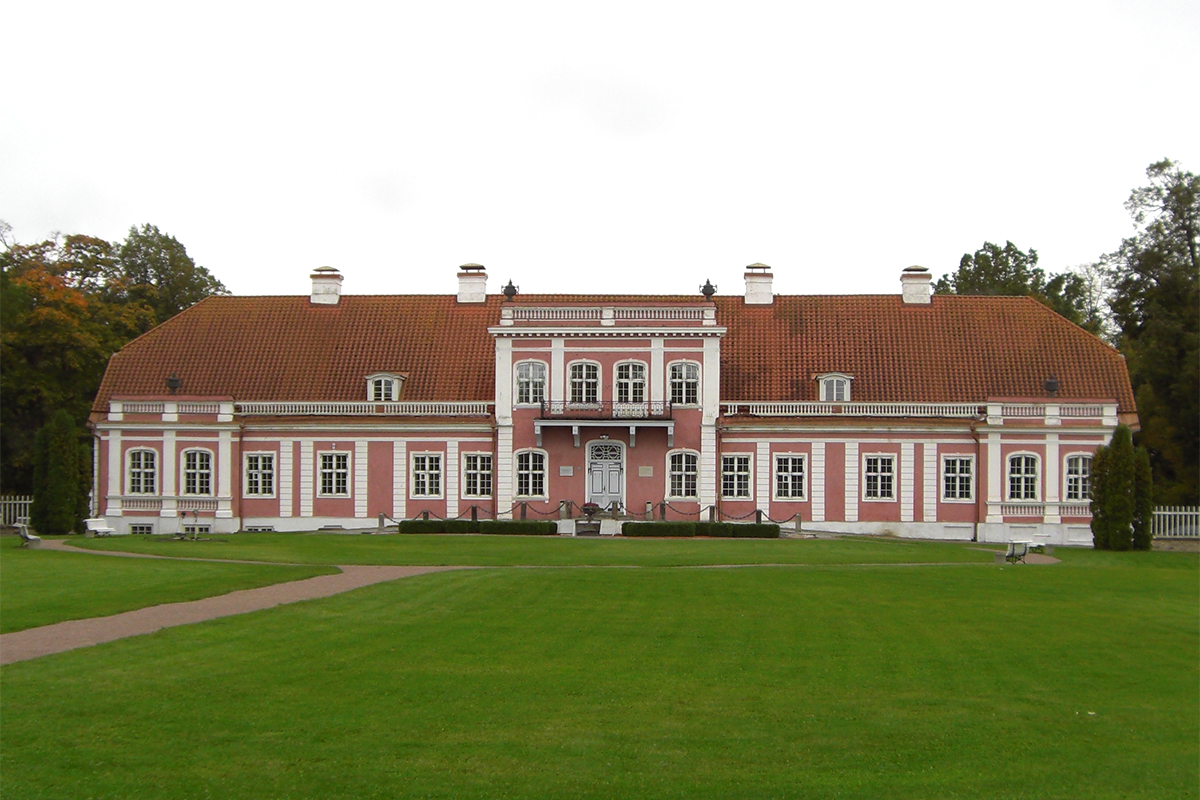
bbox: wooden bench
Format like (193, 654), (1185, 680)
(84, 517), (119, 537)
(15, 517), (40, 548)
(1005, 540), (1031, 564)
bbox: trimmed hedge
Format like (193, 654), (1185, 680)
(398, 519), (475, 534)
(478, 520), (559, 536)
(621, 521), (782, 538)
(622, 521), (696, 537)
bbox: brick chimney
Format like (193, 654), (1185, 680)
(744, 263), (773, 305)
(457, 263), (487, 303)
(310, 267), (343, 305)
(901, 266), (932, 304)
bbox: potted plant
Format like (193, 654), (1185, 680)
(576, 502), (602, 536)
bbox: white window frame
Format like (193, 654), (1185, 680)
(410, 452), (444, 499)
(941, 455), (974, 502)
(129, 523), (155, 535)
(462, 452), (494, 498)
(317, 451), (350, 497)
(1064, 453), (1093, 502)
(773, 453), (807, 501)
(817, 372), (853, 403)
(514, 360), (547, 406)
(666, 449), (699, 499)
(181, 449), (214, 496)
(514, 449), (548, 499)
(1007, 452), (1040, 501)
(127, 448), (158, 495)
(721, 453), (753, 499)
(365, 373), (403, 402)
(243, 451), (276, 498)
(615, 360), (648, 405)
(668, 361), (700, 406)
(862, 453), (896, 501)
(568, 360), (601, 405)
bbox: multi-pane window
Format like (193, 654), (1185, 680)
(569, 362), (600, 404)
(821, 377), (849, 402)
(516, 362), (546, 405)
(1065, 455), (1091, 501)
(128, 449), (157, 494)
(721, 455), (751, 499)
(864, 455), (894, 499)
(412, 454), (442, 497)
(942, 457), (973, 500)
(371, 378), (396, 401)
(183, 450), (212, 495)
(464, 454), (493, 498)
(1008, 455), (1038, 500)
(669, 452), (698, 498)
(616, 363), (646, 404)
(516, 451), (546, 497)
(669, 363), (699, 405)
(775, 455), (806, 499)
(245, 453), (275, 496)
(319, 453), (349, 496)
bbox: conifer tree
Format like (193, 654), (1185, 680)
(1090, 424), (1153, 551)
(30, 410), (82, 534)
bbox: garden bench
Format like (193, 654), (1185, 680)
(1005, 540), (1030, 564)
(84, 517), (119, 537)
(15, 517), (40, 548)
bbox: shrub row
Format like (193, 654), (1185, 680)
(396, 519), (558, 535)
(621, 521), (780, 538)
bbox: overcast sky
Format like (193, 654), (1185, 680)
(3, 1), (1197, 299)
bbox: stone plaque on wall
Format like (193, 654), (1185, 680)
(559, 466), (574, 476)
(638, 466), (653, 477)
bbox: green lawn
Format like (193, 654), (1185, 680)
(1, 540), (1195, 799)
(0, 535), (337, 633)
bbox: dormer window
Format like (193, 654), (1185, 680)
(817, 373), (853, 403)
(366, 373), (404, 402)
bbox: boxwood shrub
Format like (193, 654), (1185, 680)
(397, 519), (475, 534)
(622, 521), (697, 537)
(477, 520), (559, 536)
(695, 521), (780, 538)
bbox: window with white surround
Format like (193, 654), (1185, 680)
(1007, 454), (1039, 501)
(863, 454), (895, 500)
(668, 450), (699, 499)
(669, 362), (699, 406)
(411, 453), (442, 498)
(127, 449), (157, 494)
(130, 524), (154, 535)
(942, 456), (973, 501)
(515, 450), (547, 498)
(721, 454), (752, 499)
(616, 362), (647, 405)
(319, 452), (349, 496)
(244, 453), (275, 497)
(774, 454), (806, 500)
(569, 362), (600, 405)
(463, 453), (493, 498)
(1065, 454), (1092, 501)
(366, 374), (403, 402)
(515, 361), (547, 406)
(182, 450), (213, 495)
(817, 373), (852, 402)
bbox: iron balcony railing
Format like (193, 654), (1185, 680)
(540, 400), (673, 420)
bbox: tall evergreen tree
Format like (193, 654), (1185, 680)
(1091, 425), (1153, 551)
(30, 410), (82, 534)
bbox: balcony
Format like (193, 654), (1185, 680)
(540, 400), (673, 420)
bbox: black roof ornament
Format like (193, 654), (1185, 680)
(166, 374), (182, 394)
(502, 280), (518, 301)
(1043, 375), (1060, 395)
(700, 279), (717, 300)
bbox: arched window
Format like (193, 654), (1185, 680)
(615, 362), (646, 405)
(182, 449), (213, 496)
(127, 449), (157, 494)
(817, 373), (853, 403)
(1007, 454), (1039, 501)
(366, 373), (404, 402)
(569, 362), (600, 405)
(515, 361), (547, 406)
(669, 362), (699, 406)
(1065, 454), (1092, 501)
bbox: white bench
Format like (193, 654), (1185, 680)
(84, 517), (121, 537)
(15, 517), (40, 548)
(1005, 540), (1031, 564)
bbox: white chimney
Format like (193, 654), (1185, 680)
(744, 263), (774, 305)
(901, 266), (932, 304)
(457, 263), (487, 303)
(310, 267), (343, 305)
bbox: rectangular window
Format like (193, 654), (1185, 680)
(130, 524), (154, 535)
(1066, 455), (1092, 501)
(721, 455), (751, 499)
(464, 454), (493, 498)
(516, 362), (546, 405)
(775, 455), (806, 500)
(864, 455), (894, 500)
(183, 451), (212, 495)
(669, 363), (699, 405)
(669, 452), (698, 498)
(516, 451), (546, 497)
(616, 363), (646, 404)
(319, 452), (349, 496)
(569, 363), (599, 404)
(412, 454), (442, 497)
(942, 457), (973, 501)
(128, 450), (157, 494)
(1008, 455), (1038, 501)
(245, 453), (275, 496)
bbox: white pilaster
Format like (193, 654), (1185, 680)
(550, 338), (565, 403)
(922, 443), (938, 522)
(106, 429), (123, 516)
(300, 441), (314, 517)
(900, 442), (915, 522)
(216, 429), (233, 518)
(495, 338), (513, 424)
(1044, 432), (1060, 523)
(699, 424), (718, 509)
(986, 431), (1003, 522)
(701, 338), (720, 423)
(844, 443), (859, 522)
(650, 337), (665, 404)
(392, 441), (407, 519)
(355, 440), (369, 518)
(278, 440), (293, 517)
(446, 440), (460, 519)
(161, 430), (177, 518)
(756, 441), (770, 514)
(810, 442), (825, 522)
(496, 426), (514, 518)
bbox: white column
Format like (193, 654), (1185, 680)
(756, 441), (770, 515)
(278, 440), (293, 517)
(550, 338), (565, 403)
(495, 338), (513, 424)
(922, 443), (938, 522)
(216, 429), (233, 518)
(300, 441), (314, 517)
(496, 426), (514, 518)
(446, 441), (460, 519)
(392, 441), (407, 520)
(810, 442), (825, 523)
(650, 337), (665, 404)
(699, 424), (718, 510)
(701, 338), (721, 424)
(354, 441), (369, 518)
(986, 431), (1002, 522)
(1044, 432), (1060, 523)
(900, 442), (915, 522)
(844, 443), (859, 522)
(161, 430), (177, 518)
(106, 429), (123, 516)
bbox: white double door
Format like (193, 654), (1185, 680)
(587, 442), (624, 511)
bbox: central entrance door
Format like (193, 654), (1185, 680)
(588, 441), (624, 512)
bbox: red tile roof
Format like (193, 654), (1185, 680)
(93, 292), (1136, 413)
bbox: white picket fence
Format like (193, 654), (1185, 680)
(1, 495), (33, 525)
(1152, 506), (1200, 538)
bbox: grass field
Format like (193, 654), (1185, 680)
(1, 536), (1196, 799)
